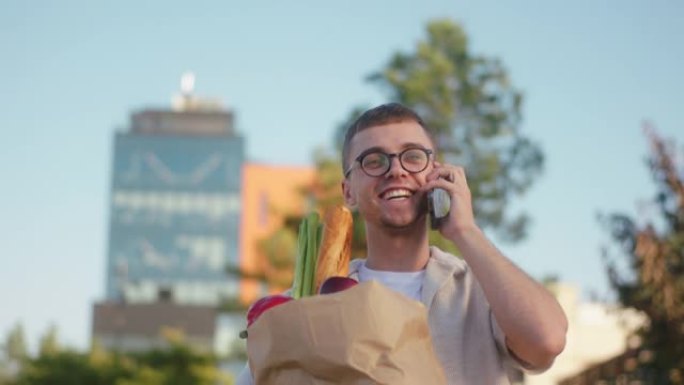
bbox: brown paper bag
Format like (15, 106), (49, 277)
(246, 281), (446, 385)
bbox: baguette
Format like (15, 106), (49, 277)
(314, 205), (353, 293)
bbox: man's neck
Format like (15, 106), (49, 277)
(364, 222), (430, 272)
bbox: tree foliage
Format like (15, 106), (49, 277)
(37, 326), (59, 358)
(323, 19), (541, 254)
(7, 344), (232, 385)
(4, 323), (27, 362)
(250, 18), (542, 293)
(3, 326), (233, 385)
(367, 19), (542, 242)
(0, 323), (28, 384)
(601, 126), (684, 383)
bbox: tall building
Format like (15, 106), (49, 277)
(93, 75), (243, 354)
(93, 75), (317, 361)
(104, 75), (244, 306)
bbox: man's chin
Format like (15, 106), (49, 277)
(380, 213), (427, 231)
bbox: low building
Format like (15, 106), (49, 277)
(92, 301), (216, 353)
(523, 283), (645, 385)
(239, 163), (316, 304)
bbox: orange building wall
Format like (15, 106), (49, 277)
(239, 163), (316, 304)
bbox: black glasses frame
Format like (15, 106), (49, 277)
(344, 147), (434, 178)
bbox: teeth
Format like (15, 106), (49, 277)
(384, 189), (411, 199)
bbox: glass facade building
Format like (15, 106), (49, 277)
(105, 105), (243, 306)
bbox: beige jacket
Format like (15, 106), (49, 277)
(349, 246), (519, 385)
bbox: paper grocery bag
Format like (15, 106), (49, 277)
(246, 281), (446, 385)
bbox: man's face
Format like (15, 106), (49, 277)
(342, 120), (434, 230)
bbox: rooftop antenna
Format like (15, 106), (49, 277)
(172, 71), (222, 111)
(180, 71), (195, 96)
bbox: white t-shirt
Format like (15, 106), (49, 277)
(357, 262), (425, 301)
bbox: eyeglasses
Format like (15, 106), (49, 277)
(345, 147), (433, 178)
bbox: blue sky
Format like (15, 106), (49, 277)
(1, 0), (683, 351)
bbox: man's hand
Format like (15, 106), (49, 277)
(421, 161), (477, 239)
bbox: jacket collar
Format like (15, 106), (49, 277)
(348, 246), (467, 307)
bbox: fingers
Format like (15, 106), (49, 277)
(422, 177), (455, 193)
(422, 164), (470, 198)
(425, 163), (466, 185)
(425, 163), (476, 236)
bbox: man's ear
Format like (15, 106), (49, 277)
(342, 179), (357, 208)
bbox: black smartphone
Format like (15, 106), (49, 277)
(427, 188), (450, 229)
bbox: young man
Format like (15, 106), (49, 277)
(237, 103), (567, 384)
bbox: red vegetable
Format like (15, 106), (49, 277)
(247, 295), (293, 327)
(318, 276), (358, 295)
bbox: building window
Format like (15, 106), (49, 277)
(258, 191), (269, 229)
(158, 287), (173, 302)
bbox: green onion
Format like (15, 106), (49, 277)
(292, 212), (323, 298)
(302, 212), (320, 297)
(292, 218), (308, 299)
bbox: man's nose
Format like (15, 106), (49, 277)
(386, 156), (407, 178)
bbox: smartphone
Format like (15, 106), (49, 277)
(427, 188), (451, 229)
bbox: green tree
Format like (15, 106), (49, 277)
(367, 19), (542, 243)
(0, 323), (27, 384)
(316, 19), (541, 251)
(255, 227), (298, 291)
(9, 342), (232, 385)
(131, 343), (231, 385)
(601, 126), (684, 383)
(37, 325), (59, 357)
(12, 350), (125, 385)
(10, 341), (135, 385)
(252, 18), (541, 291)
(4, 323), (27, 362)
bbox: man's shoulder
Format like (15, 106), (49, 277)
(348, 247), (468, 276)
(428, 246), (468, 274)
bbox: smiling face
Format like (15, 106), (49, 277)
(342, 120), (435, 231)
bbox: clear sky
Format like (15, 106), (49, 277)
(1, 0), (683, 352)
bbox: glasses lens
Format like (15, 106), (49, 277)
(360, 152), (390, 176)
(400, 149), (429, 172)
